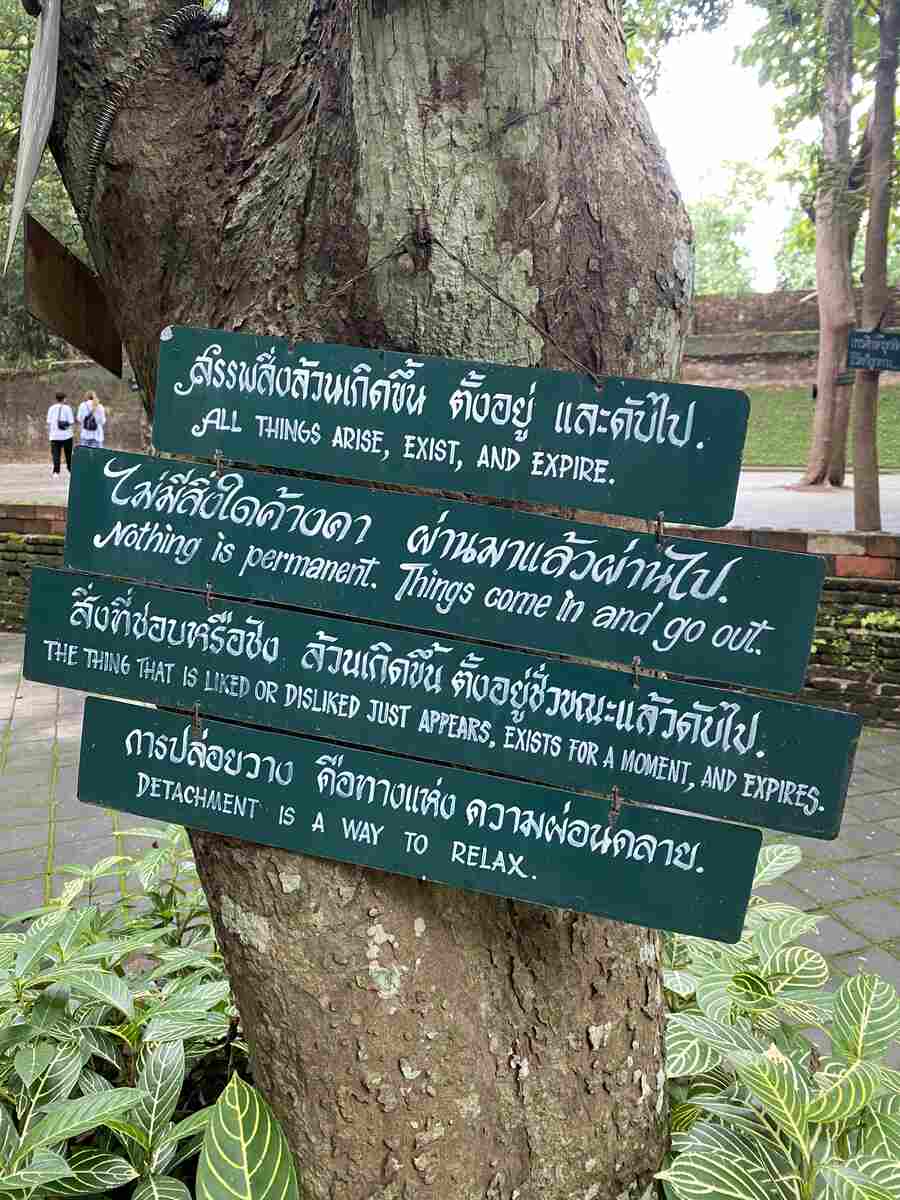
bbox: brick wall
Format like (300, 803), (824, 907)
(1, 532), (64, 632)
(692, 288), (900, 334)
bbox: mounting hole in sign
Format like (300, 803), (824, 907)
(696, 441), (705, 449)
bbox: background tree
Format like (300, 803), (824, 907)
(41, 1), (693, 1195)
(853, 0), (899, 530)
(687, 161), (768, 294)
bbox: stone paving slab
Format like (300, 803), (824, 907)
(2, 631), (900, 1040)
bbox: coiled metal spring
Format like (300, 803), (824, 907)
(82, 4), (229, 212)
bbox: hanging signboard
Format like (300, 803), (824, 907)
(152, 326), (750, 527)
(847, 329), (900, 372)
(64, 449), (824, 694)
(24, 568), (858, 838)
(79, 697), (762, 942)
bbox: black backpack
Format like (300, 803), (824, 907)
(83, 410), (97, 432)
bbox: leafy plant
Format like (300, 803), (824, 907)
(0, 825), (297, 1200)
(659, 844), (900, 1200)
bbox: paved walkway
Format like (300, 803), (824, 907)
(1, 633), (898, 1027)
(1, 462), (899, 531)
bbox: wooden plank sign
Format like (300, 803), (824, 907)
(79, 697), (762, 942)
(152, 326), (750, 527)
(24, 569), (860, 839)
(847, 329), (900, 372)
(64, 449), (824, 694)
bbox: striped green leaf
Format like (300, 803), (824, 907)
(78, 1067), (114, 1096)
(30, 985), (70, 1035)
(777, 988), (835, 1027)
(0, 1103), (18, 1171)
(684, 1099), (790, 1155)
(845, 1158), (900, 1200)
(132, 1176), (192, 1200)
(696, 971), (734, 1023)
(860, 1096), (900, 1159)
(833, 975), (900, 1065)
(197, 1074), (298, 1200)
(675, 1118), (795, 1193)
(134, 1042), (185, 1153)
(664, 970), (699, 999)
(144, 1012), (231, 1044)
(657, 1149), (772, 1200)
(730, 973), (778, 1013)
(753, 845), (802, 888)
(669, 1014), (765, 1067)
(736, 1052), (811, 1152)
(19, 1042), (82, 1113)
(0, 1149), (73, 1192)
(42, 1150), (138, 1195)
(0, 936), (23, 972)
(666, 1020), (723, 1078)
(768, 946), (829, 992)
(754, 913), (820, 970)
(56, 909), (98, 959)
(807, 1061), (884, 1124)
(161, 980), (230, 1010)
(0, 1023), (38, 1054)
(15, 912), (68, 978)
(14, 1087), (144, 1163)
(158, 1106), (214, 1148)
(821, 1161), (896, 1200)
(14, 1042), (56, 1088)
(60, 969), (134, 1020)
(670, 1103), (703, 1133)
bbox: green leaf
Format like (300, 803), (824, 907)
(159, 1107), (214, 1148)
(666, 1020), (724, 1078)
(15, 912), (68, 978)
(56, 910), (98, 959)
(664, 970), (699, 998)
(833, 975), (900, 1064)
(134, 1042), (185, 1153)
(62, 969), (134, 1020)
(860, 1096), (900, 1159)
(736, 1051), (811, 1152)
(78, 1068), (113, 1096)
(821, 1162), (896, 1200)
(657, 1149), (772, 1200)
(754, 912), (820, 970)
(0, 1149), (73, 1192)
(144, 1012), (230, 1045)
(845, 1158), (900, 1200)
(0, 1023), (38, 1053)
(14, 1041), (57, 1088)
(30, 984), (70, 1034)
(753, 845), (802, 888)
(42, 1150), (139, 1196)
(668, 1014), (765, 1067)
(807, 1061), (883, 1124)
(15, 1088), (144, 1163)
(696, 971), (734, 1023)
(0, 937), (23, 973)
(0, 1104), (18, 1171)
(197, 1075), (298, 1200)
(135, 850), (170, 893)
(133, 1176), (192, 1200)
(161, 980), (230, 1012)
(729, 973), (778, 1013)
(768, 946), (829, 992)
(87, 856), (131, 881)
(77, 1026), (121, 1070)
(21, 1043), (83, 1114)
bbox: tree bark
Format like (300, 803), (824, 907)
(852, 0), (897, 531)
(801, 0), (855, 487)
(50, 2), (692, 1195)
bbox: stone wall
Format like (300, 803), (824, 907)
(691, 288), (900, 335)
(0, 362), (143, 461)
(1, 506), (899, 725)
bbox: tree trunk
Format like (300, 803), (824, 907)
(852, 0), (897, 531)
(802, 0), (855, 487)
(51, 2), (691, 1195)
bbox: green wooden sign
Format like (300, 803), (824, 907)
(25, 568), (859, 838)
(64, 449), (824, 694)
(79, 697), (762, 942)
(848, 329), (900, 372)
(153, 326), (750, 527)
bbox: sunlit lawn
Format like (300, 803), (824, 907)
(743, 385), (900, 468)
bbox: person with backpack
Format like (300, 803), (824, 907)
(77, 390), (106, 449)
(46, 391), (74, 476)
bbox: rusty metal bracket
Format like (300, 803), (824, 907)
(631, 656), (641, 691)
(205, 581), (214, 610)
(607, 786), (623, 831)
(192, 702), (202, 736)
(655, 511), (666, 548)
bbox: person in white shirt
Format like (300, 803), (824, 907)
(77, 391), (106, 449)
(47, 392), (74, 476)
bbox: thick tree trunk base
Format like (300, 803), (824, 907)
(192, 834), (667, 1200)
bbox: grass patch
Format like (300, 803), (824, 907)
(743, 385), (900, 468)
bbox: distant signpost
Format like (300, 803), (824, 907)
(153, 326), (750, 526)
(847, 329), (900, 372)
(23, 325), (848, 942)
